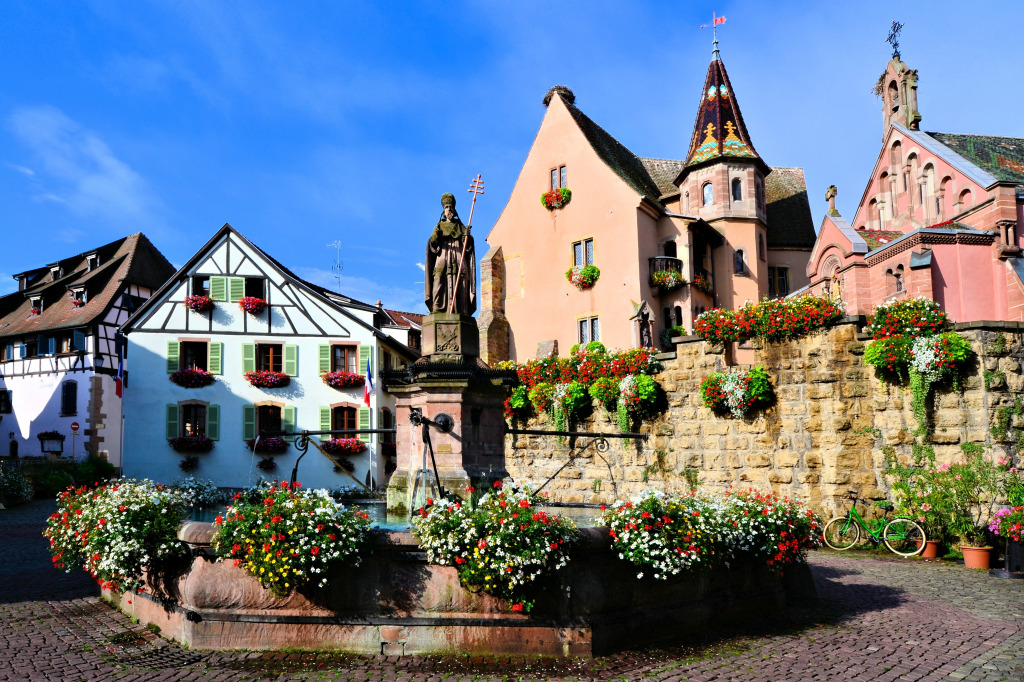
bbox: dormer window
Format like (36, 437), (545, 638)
(50, 266), (62, 281)
(86, 254), (99, 271)
(71, 289), (87, 308)
(29, 297), (42, 316)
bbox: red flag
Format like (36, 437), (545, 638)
(715, 16), (726, 25)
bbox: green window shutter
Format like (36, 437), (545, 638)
(228, 277), (245, 302)
(283, 344), (298, 377)
(358, 407), (371, 442)
(206, 404), (220, 441)
(166, 404), (179, 439)
(283, 406), (296, 436)
(242, 343), (256, 373)
(166, 341), (180, 373)
(210, 276), (227, 302)
(242, 404), (256, 441)
(318, 344), (331, 374)
(208, 342), (223, 375)
(320, 406), (331, 432)
(359, 344), (372, 377)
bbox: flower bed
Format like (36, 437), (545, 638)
(45, 480), (188, 592)
(247, 437), (290, 454)
(412, 481), (578, 613)
(169, 368), (215, 388)
(238, 296), (268, 315)
(540, 187), (572, 210)
(693, 295), (844, 345)
(617, 374), (657, 431)
(565, 265), (600, 291)
(650, 269), (686, 291)
(864, 296), (949, 339)
(168, 435), (215, 453)
(172, 476), (227, 508)
(321, 371), (365, 389)
(212, 481), (371, 597)
(245, 370), (290, 388)
(699, 365), (774, 417)
(320, 438), (367, 456)
(184, 295), (215, 313)
(597, 489), (822, 579)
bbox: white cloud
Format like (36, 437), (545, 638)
(6, 163), (34, 176)
(7, 105), (163, 226)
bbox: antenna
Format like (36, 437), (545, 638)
(326, 241), (344, 293)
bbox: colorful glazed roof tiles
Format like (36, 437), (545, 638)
(926, 132), (1024, 185)
(855, 230), (905, 250)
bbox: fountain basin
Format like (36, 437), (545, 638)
(108, 521), (812, 658)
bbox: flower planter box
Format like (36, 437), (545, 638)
(168, 436), (215, 453)
(245, 371), (290, 389)
(238, 297), (268, 315)
(565, 265), (600, 291)
(321, 438), (367, 456)
(107, 523), (807, 658)
(170, 369), (215, 388)
(321, 371), (365, 389)
(246, 437), (290, 454)
(540, 187), (572, 210)
(184, 296), (215, 314)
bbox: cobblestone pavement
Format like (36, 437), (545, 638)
(2, 500), (1022, 681)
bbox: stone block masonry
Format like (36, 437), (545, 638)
(505, 320), (1024, 517)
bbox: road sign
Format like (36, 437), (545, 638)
(70, 422), (80, 432)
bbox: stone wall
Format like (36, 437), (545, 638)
(504, 320), (1024, 517)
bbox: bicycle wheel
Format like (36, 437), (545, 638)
(823, 516), (860, 550)
(882, 518), (926, 557)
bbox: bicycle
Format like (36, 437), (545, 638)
(823, 491), (926, 557)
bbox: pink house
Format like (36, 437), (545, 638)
(805, 51), (1024, 322)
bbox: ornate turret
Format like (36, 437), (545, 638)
(878, 21), (921, 138)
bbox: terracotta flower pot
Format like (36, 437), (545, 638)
(919, 540), (941, 559)
(960, 545), (992, 569)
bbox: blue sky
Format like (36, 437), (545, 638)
(2, 1), (1022, 312)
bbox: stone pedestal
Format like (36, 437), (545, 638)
(421, 312), (479, 360)
(385, 377), (507, 514)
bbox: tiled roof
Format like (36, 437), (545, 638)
(555, 93), (666, 208)
(927, 132), (1024, 185)
(383, 309), (424, 329)
(0, 233), (175, 341)
(855, 230), (904, 250)
(764, 168), (816, 249)
(640, 158), (685, 198)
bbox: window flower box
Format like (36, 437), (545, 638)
(246, 437), (290, 454)
(29, 307), (41, 317)
(244, 370), (290, 389)
(169, 368), (216, 388)
(650, 269), (687, 292)
(238, 296), (268, 315)
(321, 371), (365, 389)
(541, 187), (572, 210)
(692, 273), (714, 295)
(168, 435), (215, 453)
(72, 298), (86, 308)
(184, 295), (215, 313)
(320, 438), (367, 456)
(565, 265), (600, 291)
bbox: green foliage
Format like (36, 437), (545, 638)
(983, 369), (1006, 390)
(991, 398), (1021, 441)
(527, 382), (555, 414)
(865, 296), (950, 339)
(681, 467), (701, 492)
(908, 370), (929, 437)
(864, 336), (912, 378)
(38, 469), (76, 497)
(74, 453), (117, 485)
(588, 377), (619, 412)
(616, 400), (631, 432)
(699, 365), (775, 417)
(0, 464), (34, 505)
(503, 385), (532, 423)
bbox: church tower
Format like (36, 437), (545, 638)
(673, 38), (771, 308)
(879, 26), (922, 137)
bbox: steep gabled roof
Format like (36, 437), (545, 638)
(926, 132), (1024, 185)
(765, 168), (817, 249)
(640, 157), (685, 198)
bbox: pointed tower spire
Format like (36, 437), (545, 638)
(677, 49), (770, 180)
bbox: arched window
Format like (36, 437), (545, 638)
(673, 306), (683, 327)
(890, 141), (903, 168)
(939, 177), (952, 218)
(734, 249), (745, 274)
(731, 178), (742, 202)
(757, 234), (765, 261)
(895, 265), (904, 293)
(887, 81), (899, 111)
(702, 182), (713, 207)
(959, 188), (973, 210)
(886, 269), (895, 296)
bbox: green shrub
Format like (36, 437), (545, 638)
(0, 464), (33, 505)
(73, 453), (116, 485)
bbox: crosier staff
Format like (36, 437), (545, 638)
(448, 174), (484, 314)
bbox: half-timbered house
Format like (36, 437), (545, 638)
(0, 233), (175, 464)
(120, 224), (418, 491)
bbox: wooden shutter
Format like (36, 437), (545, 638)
(228, 277), (245, 302)
(241, 343), (256, 373)
(208, 342), (223, 375)
(166, 341), (180, 373)
(242, 404), (256, 441)
(210, 276), (227, 301)
(283, 406), (296, 436)
(358, 407), (371, 442)
(283, 344), (298, 376)
(318, 345), (331, 373)
(206, 404), (220, 440)
(166, 404), (179, 439)
(38, 335), (47, 354)
(72, 330), (85, 351)
(5, 344), (13, 361)
(19, 344), (26, 359)
(0, 390), (12, 413)
(359, 344), (371, 376)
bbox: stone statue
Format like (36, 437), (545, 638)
(425, 193), (476, 315)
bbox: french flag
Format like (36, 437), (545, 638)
(115, 350), (124, 398)
(364, 356), (374, 407)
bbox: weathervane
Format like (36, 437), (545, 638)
(700, 12), (727, 59)
(326, 241), (344, 293)
(886, 20), (904, 60)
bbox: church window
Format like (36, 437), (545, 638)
(572, 238), (594, 267)
(702, 182), (713, 207)
(731, 178), (742, 202)
(673, 306), (683, 327)
(895, 265), (904, 293)
(734, 249), (745, 274)
(755, 176), (764, 209)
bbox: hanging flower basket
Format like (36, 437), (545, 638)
(184, 295), (215, 313)
(246, 437), (290, 454)
(692, 273), (714, 295)
(244, 370), (290, 388)
(256, 457), (277, 472)
(699, 365), (774, 417)
(321, 438), (367, 456)
(565, 265), (600, 291)
(333, 458), (356, 473)
(321, 371), (365, 389)
(650, 269), (687, 291)
(168, 435), (215, 453)
(169, 368), (216, 388)
(238, 297), (268, 315)
(541, 187), (572, 210)
(179, 456), (199, 472)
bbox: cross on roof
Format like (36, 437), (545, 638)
(887, 20), (904, 60)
